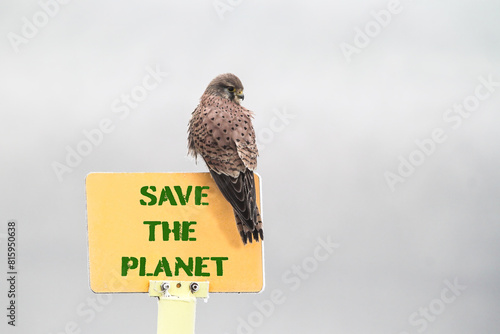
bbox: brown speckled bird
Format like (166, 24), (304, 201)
(188, 73), (263, 245)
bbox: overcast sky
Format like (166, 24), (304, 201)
(1, 1), (500, 333)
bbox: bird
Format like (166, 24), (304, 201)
(188, 73), (263, 245)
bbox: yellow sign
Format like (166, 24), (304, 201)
(86, 172), (264, 293)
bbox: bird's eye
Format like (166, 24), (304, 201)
(227, 86), (235, 92)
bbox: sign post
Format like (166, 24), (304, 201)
(149, 280), (209, 334)
(86, 172), (264, 333)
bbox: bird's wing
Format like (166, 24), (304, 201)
(209, 168), (258, 231)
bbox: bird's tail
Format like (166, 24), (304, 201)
(235, 209), (263, 245)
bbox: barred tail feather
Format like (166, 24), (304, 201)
(235, 209), (264, 245)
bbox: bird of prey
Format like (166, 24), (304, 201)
(188, 73), (263, 245)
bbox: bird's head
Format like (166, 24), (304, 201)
(203, 73), (245, 105)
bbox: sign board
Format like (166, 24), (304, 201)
(86, 172), (264, 293)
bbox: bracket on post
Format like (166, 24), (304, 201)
(149, 280), (209, 334)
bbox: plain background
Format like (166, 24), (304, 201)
(1, 1), (500, 333)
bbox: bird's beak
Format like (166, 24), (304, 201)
(236, 90), (244, 101)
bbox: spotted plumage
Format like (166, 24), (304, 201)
(188, 73), (263, 244)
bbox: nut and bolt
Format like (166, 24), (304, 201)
(190, 282), (199, 293)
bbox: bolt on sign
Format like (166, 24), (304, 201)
(86, 172), (264, 293)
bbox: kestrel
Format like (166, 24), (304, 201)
(188, 73), (263, 245)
